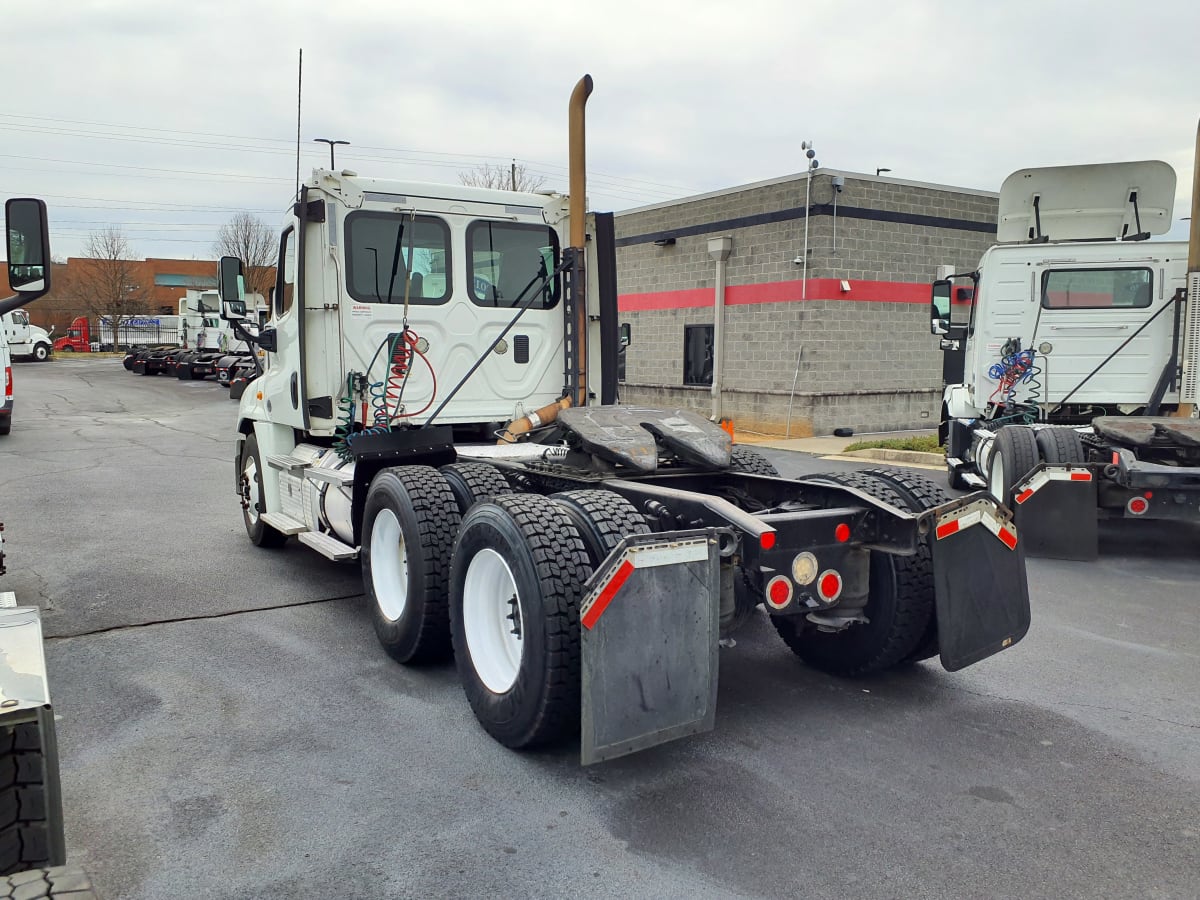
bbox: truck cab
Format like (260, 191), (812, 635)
(1, 308), (52, 362)
(52, 316), (92, 353)
(934, 159), (1200, 555)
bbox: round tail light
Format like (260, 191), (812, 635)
(817, 570), (843, 604)
(765, 575), (794, 610)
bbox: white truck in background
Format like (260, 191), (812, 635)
(934, 138), (1200, 559)
(0, 308), (53, 362)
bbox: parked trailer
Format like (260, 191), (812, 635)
(935, 133), (1200, 559)
(216, 77), (1040, 763)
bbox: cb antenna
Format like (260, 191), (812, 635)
(295, 48), (303, 200)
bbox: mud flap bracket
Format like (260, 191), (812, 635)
(930, 495), (1031, 672)
(579, 529), (724, 765)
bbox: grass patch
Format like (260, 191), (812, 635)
(843, 435), (944, 454)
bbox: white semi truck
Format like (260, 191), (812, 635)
(0, 309), (52, 362)
(217, 76), (1039, 763)
(934, 133), (1200, 559)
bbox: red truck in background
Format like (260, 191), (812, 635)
(51, 316), (91, 352)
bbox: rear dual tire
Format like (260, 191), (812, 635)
(361, 467), (461, 665)
(450, 495), (594, 749)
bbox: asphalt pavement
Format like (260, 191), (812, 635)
(1, 358), (1197, 900)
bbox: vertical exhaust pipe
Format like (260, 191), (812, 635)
(567, 75), (594, 407)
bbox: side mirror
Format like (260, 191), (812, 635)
(6, 198), (50, 295)
(218, 256), (247, 321)
(619, 322), (632, 349)
(930, 279), (952, 336)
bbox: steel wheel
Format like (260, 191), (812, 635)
(368, 508), (409, 622)
(461, 548), (523, 694)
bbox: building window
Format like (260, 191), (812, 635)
(683, 324), (714, 386)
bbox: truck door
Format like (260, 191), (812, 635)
(262, 226), (308, 430)
(1034, 264), (1172, 406)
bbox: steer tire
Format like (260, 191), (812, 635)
(0, 865), (96, 898)
(857, 468), (950, 664)
(770, 471), (935, 676)
(439, 462), (512, 515)
(239, 434), (288, 548)
(361, 466), (461, 665)
(0, 723), (58, 877)
(988, 425), (1041, 505)
(550, 490), (650, 567)
(450, 494), (592, 749)
(31, 344), (49, 363)
(729, 445), (780, 476)
(1035, 427), (1086, 465)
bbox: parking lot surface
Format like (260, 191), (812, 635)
(1, 358), (1197, 900)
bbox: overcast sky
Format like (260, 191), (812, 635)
(4, 0), (1198, 261)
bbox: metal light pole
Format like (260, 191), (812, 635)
(801, 141), (818, 300)
(313, 138), (350, 169)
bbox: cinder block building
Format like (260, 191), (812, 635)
(614, 169), (998, 436)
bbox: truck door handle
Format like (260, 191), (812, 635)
(290, 373), (299, 409)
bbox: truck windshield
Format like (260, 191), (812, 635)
(345, 212), (451, 304)
(466, 221), (559, 309)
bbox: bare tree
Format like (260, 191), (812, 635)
(459, 161), (546, 192)
(68, 227), (152, 351)
(213, 213), (276, 301)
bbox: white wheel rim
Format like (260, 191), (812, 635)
(370, 508), (409, 622)
(989, 449), (1006, 503)
(242, 457), (260, 524)
(462, 548), (523, 694)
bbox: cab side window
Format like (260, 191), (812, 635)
(275, 228), (296, 317)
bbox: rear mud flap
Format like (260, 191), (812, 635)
(1012, 465), (1098, 560)
(930, 496), (1030, 672)
(579, 529), (724, 765)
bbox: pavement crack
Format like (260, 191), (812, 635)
(46, 592), (364, 641)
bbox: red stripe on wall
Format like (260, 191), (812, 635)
(618, 278), (933, 312)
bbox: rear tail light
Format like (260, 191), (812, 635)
(4, 366), (11, 399)
(817, 570), (843, 604)
(765, 575), (793, 610)
(1126, 496), (1149, 516)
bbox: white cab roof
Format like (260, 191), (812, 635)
(997, 160), (1176, 243)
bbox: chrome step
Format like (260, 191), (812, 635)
(0, 592), (16, 609)
(266, 454), (310, 473)
(946, 457), (964, 468)
(298, 531), (358, 561)
(260, 512), (307, 535)
(962, 472), (987, 488)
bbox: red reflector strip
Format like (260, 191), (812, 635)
(935, 520), (960, 540)
(1112, 451), (1120, 465)
(581, 560), (634, 630)
(1070, 472), (1092, 481)
(1015, 488), (1035, 505)
(998, 527), (1018, 550)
